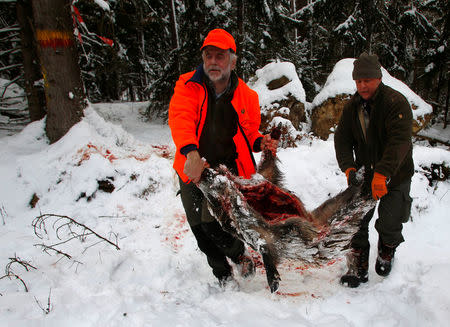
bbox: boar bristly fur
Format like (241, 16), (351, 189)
(197, 129), (375, 293)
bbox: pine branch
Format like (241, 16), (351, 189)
(0, 25), (20, 33)
(0, 63), (22, 72)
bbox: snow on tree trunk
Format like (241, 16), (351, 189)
(32, 0), (86, 143)
(168, 0), (180, 76)
(169, 0), (179, 50)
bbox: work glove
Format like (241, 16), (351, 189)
(371, 172), (388, 200)
(345, 167), (358, 186)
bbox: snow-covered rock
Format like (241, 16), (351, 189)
(249, 61), (307, 146)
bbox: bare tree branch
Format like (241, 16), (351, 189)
(32, 213), (121, 250)
(0, 63), (22, 72)
(34, 288), (52, 314)
(0, 25), (20, 33)
(0, 204), (7, 225)
(5, 254), (37, 273)
(0, 273), (29, 292)
(0, 255), (36, 293)
(34, 244), (72, 259)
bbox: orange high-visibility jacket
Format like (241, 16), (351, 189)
(169, 66), (263, 183)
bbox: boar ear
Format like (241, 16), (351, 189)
(270, 123), (282, 140)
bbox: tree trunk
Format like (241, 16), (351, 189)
(290, 0), (297, 44)
(236, 0), (244, 78)
(168, 0), (180, 76)
(168, 0), (179, 50)
(16, 0), (46, 122)
(444, 79), (449, 129)
(237, 0), (244, 49)
(31, 0), (85, 143)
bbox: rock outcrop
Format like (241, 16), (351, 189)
(249, 62), (307, 147)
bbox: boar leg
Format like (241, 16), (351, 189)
(261, 246), (281, 293)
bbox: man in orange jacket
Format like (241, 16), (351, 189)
(168, 29), (278, 287)
(334, 52), (414, 288)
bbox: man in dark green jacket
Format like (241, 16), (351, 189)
(334, 52), (413, 288)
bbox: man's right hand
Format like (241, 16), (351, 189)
(183, 151), (209, 183)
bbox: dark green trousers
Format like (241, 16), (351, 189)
(351, 179), (412, 249)
(178, 178), (244, 279)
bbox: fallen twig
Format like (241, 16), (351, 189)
(0, 204), (6, 225)
(34, 288), (52, 314)
(32, 213), (120, 250)
(34, 244), (72, 259)
(0, 255), (37, 292)
(0, 273), (29, 292)
(5, 254), (37, 273)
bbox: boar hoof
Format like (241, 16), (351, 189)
(268, 271), (281, 293)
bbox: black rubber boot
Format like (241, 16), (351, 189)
(340, 247), (369, 288)
(375, 240), (397, 277)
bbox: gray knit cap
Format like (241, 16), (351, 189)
(352, 52), (382, 80)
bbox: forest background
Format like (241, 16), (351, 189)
(0, 0), (448, 132)
(0, 2), (449, 324)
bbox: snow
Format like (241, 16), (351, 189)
(93, 0), (110, 11)
(205, 0), (215, 8)
(312, 59), (433, 120)
(424, 63), (434, 73)
(1, 98), (449, 326)
(0, 78), (27, 111)
(418, 122), (450, 144)
(248, 61), (307, 108)
(334, 15), (356, 32)
(0, 79), (29, 136)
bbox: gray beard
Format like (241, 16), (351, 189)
(203, 64), (231, 84)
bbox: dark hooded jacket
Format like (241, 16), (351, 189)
(334, 83), (414, 187)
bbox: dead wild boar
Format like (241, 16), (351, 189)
(197, 130), (375, 293)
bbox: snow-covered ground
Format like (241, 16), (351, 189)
(0, 78), (29, 139)
(417, 122), (450, 145)
(1, 102), (449, 326)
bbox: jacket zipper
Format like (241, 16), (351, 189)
(356, 104), (374, 170)
(186, 79), (207, 137)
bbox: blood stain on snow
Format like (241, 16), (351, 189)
(163, 212), (189, 252)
